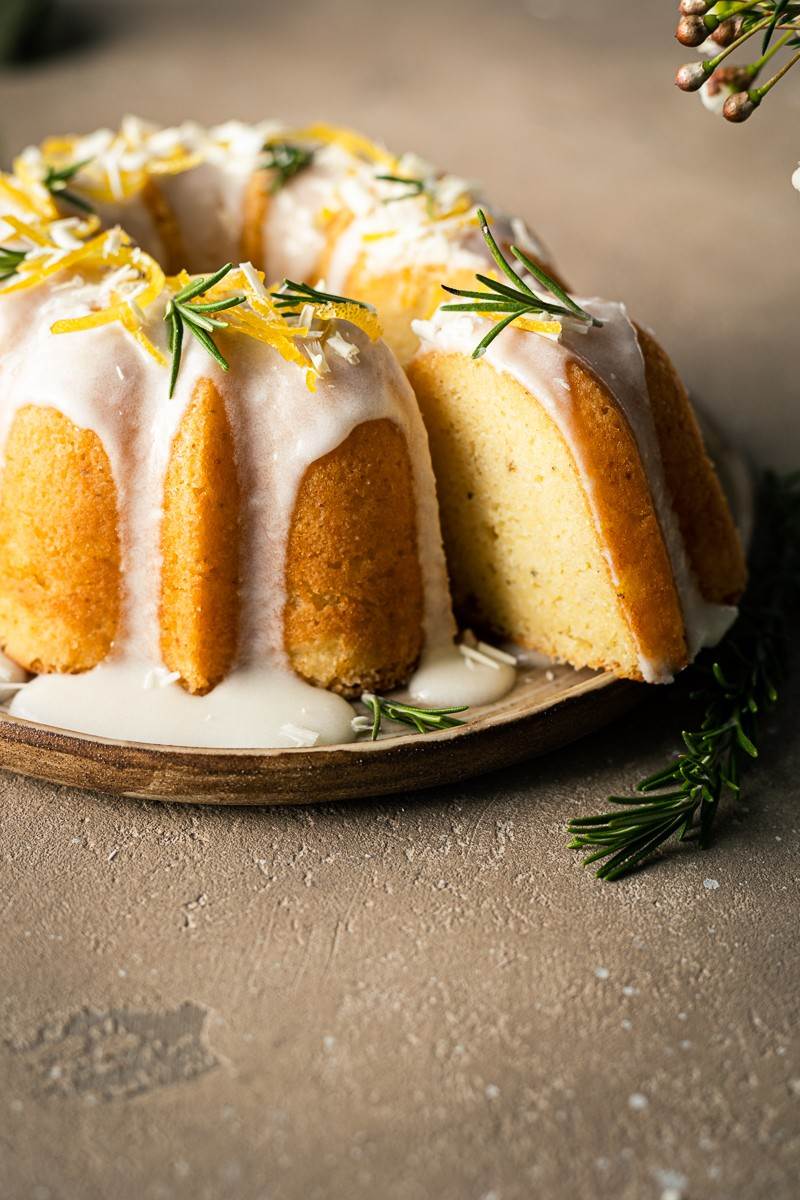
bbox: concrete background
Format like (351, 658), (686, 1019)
(0, 2), (798, 1197)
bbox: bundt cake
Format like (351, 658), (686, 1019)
(0, 118), (745, 747)
(407, 218), (747, 682)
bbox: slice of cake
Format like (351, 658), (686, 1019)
(407, 215), (746, 683)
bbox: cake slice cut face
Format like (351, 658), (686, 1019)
(408, 303), (746, 683)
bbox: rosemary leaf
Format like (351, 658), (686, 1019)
(164, 262), (245, 397)
(44, 157), (95, 214)
(361, 692), (468, 740)
(261, 142), (314, 193)
(271, 279), (371, 313)
(0, 245), (26, 282)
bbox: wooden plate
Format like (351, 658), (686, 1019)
(0, 666), (637, 804)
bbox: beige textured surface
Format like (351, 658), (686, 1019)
(0, 2), (798, 1197)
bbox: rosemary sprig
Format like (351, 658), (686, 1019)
(361, 692), (468, 740)
(261, 142), (314, 193)
(567, 469), (800, 881)
(43, 157), (94, 213)
(376, 172), (429, 202)
(0, 245), (26, 282)
(440, 208), (600, 358)
(375, 171), (443, 217)
(164, 263), (245, 398)
(271, 279), (370, 314)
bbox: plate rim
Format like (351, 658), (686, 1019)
(0, 669), (639, 804)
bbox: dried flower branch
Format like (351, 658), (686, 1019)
(674, 2), (800, 124)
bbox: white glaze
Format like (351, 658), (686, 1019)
(0, 264), (499, 744)
(412, 304), (737, 681)
(12, 663), (357, 748)
(408, 645), (516, 708)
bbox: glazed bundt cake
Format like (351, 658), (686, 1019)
(0, 118), (745, 746)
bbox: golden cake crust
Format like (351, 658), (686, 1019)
(0, 405), (120, 674)
(141, 178), (188, 276)
(284, 417), (424, 696)
(160, 378), (240, 694)
(636, 324), (747, 605)
(240, 170), (268, 269)
(565, 356), (688, 675)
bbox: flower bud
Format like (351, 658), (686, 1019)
(708, 16), (742, 48)
(679, 0), (709, 13)
(676, 14), (708, 45)
(723, 91), (757, 122)
(715, 65), (753, 90)
(701, 65), (753, 113)
(675, 62), (709, 92)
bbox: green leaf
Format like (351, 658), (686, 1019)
(261, 142), (314, 194)
(164, 264), (244, 395)
(271, 279), (371, 310)
(763, 0), (791, 52)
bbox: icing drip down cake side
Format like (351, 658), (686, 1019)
(0, 119), (746, 748)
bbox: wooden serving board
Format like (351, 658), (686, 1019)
(0, 666), (637, 805)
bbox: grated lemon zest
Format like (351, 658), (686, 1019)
(305, 369), (318, 393)
(51, 297), (167, 365)
(43, 228), (166, 364)
(0, 173), (55, 220)
(51, 307), (123, 334)
(432, 197), (473, 223)
(147, 151), (204, 177)
(472, 313), (561, 338)
(312, 301), (381, 341)
(225, 308), (309, 368)
(120, 249), (165, 309)
(512, 316), (562, 336)
(0, 229), (112, 294)
(120, 308), (167, 364)
(285, 123), (397, 169)
(39, 136), (78, 157)
(2, 214), (52, 247)
(168, 269), (192, 292)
